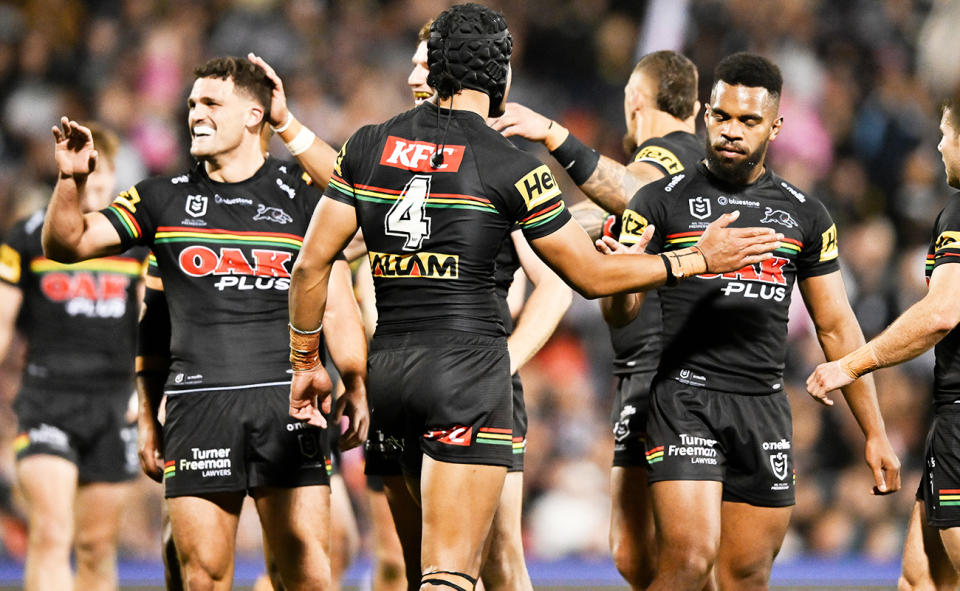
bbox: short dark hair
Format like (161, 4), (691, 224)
(942, 97), (960, 133)
(634, 50), (698, 120)
(193, 56), (274, 123)
(713, 52), (782, 99)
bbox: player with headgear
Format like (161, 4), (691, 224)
(289, 5), (780, 590)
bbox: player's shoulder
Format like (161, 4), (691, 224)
(766, 172), (825, 209)
(633, 131), (703, 174)
(631, 166), (698, 204)
(131, 167), (202, 198)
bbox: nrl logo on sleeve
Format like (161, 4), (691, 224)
(380, 136), (465, 172)
(515, 165), (561, 210)
(185, 195), (208, 218)
(689, 196), (711, 220)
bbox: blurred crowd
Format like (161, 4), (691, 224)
(0, 0), (955, 569)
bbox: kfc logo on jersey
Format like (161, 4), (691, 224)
(689, 196), (711, 219)
(424, 426), (472, 447)
(178, 246), (293, 291)
(185, 195), (208, 218)
(253, 205), (293, 225)
(380, 136), (466, 172)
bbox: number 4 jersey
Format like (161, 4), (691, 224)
(100, 157), (322, 395)
(621, 162), (840, 394)
(325, 102), (571, 336)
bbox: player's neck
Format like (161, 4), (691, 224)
(202, 142), (266, 183)
(638, 110), (695, 145)
(434, 89), (490, 119)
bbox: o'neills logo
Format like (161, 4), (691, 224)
(368, 250), (458, 279)
(379, 136), (466, 172)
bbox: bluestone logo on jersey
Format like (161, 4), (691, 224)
(380, 136), (465, 172)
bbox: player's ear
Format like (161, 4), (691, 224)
(768, 114), (784, 142)
(247, 105), (265, 129)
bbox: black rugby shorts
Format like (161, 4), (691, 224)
(162, 385), (330, 497)
(917, 406), (960, 528)
(14, 386), (138, 483)
(509, 372), (527, 472)
(645, 378), (795, 507)
(611, 370), (656, 468)
(364, 331), (514, 476)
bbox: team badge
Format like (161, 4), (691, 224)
(298, 431), (320, 458)
(770, 452), (788, 481)
(761, 207), (799, 229)
(185, 195), (208, 218)
(253, 205), (293, 224)
(689, 196), (711, 220)
(613, 404), (636, 442)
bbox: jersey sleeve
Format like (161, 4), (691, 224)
(100, 182), (154, 249)
(619, 183), (667, 254)
(631, 138), (688, 176)
(323, 134), (358, 207)
(291, 161), (324, 217)
(504, 161), (571, 240)
(0, 222), (29, 287)
(796, 200), (840, 279)
(931, 204), (960, 273)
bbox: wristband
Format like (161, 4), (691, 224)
(663, 246), (707, 281)
(289, 323), (322, 371)
(840, 343), (880, 379)
(660, 254), (677, 286)
(271, 112), (293, 134)
(285, 127), (316, 156)
(549, 132), (600, 185)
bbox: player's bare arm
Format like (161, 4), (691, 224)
(596, 227), (654, 328)
(491, 102), (661, 215)
(530, 211), (779, 298)
(42, 117), (125, 263)
(248, 53), (338, 189)
(506, 230), (572, 374)
(808, 263), (960, 400)
(135, 277), (170, 482)
(799, 271), (902, 495)
(288, 197), (360, 427)
(0, 283), (22, 361)
(322, 259), (369, 449)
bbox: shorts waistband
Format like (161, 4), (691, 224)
(370, 330), (506, 352)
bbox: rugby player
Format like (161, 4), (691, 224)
(0, 123), (144, 591)
(619, 52), (900, 591)
(807, 96), (960, 590)
(42, 56), (368, 591)
(492, 50), (705, 590)
(288, 5), (781, 590)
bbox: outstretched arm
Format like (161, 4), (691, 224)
(249, 53), (339, 189)
(807, 263), (960, 397)
(800, 271), (901, 495)
(322, 259), (369, 449)
(490, 103), (663, 215)
(506, 230), (572, 374)
(42, 117), (124, 262)
(288, 198), (360, 426)
(529, 212), (779, 299)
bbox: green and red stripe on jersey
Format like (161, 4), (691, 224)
(154, 227), (303, 249)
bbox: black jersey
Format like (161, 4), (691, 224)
(926, 196), (960, 404)
(493, 229), (521, 334)
(100, 157), (322, 395)
(621, 162), (840, 394)
(611, 131), (704, 375)
(324, 102), (570, 337)
(0, 210), (147, 393)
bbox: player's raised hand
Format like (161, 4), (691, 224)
(489, 102), (553, 142)
(52, 116), (98, 179)
(247, 53), (290, 128)
(334, 376), (369, 450)
(289, 366), (333, 428)
(697, 210), (781, 273)
(864, 434), (901, 495)
(596, 224), (654, 255)
(804, 360), (858, 406)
